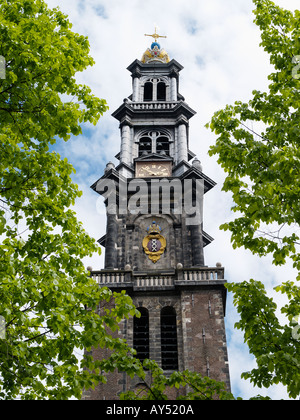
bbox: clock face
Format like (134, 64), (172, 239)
(136, 162), (172, 178)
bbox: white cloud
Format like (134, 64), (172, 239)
(45, 0), (299, 400)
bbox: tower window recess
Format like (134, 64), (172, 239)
(143, 79), (167, 102)
(156, 136), (169, 155)
(139, 136), (152, 157)
(157, 82), (166, 101)
(138, 131), (170, 157)
(161, 307), (179, 371)
(144, 82), (153, 102)
(133, 308), (150, 363)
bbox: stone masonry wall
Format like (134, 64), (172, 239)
(82, 286), (230, 400)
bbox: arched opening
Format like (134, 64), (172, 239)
(133, 308), (150, 363)
(161, 307), (178, 370)
(157, 82), (166, 101)
(156, 136), (170, 156)
(144, 82), (153, 102)
(139, 136), (152, 157)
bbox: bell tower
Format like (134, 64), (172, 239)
(86, 37), (231, 400)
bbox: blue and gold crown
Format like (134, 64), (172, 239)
(142, 28), (170, 63)
(147, 221), (162, 234)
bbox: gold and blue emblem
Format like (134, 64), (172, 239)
(142, 28), (170, 64)
(142, 221), (167, 263)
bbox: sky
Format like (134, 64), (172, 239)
(45, 0), (299, 400)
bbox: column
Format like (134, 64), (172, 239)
(132, 77), (140, 102)
(152, 79), (157, 101)
(120, 124), (131, 166)
(177, 124), (188, 163)
(171, 77), (177, 101)
(190, 224), (204, 267)
(105, 214), (118, 269)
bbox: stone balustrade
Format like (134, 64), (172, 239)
(128, 101), (179, 111)
(90, 266), (225, 291)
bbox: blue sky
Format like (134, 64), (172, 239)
(46, 0), (299, 399)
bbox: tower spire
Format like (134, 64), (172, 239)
(142, 27), (170, 63)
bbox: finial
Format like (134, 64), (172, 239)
(145, 26), (167, 43)
(192, 158), (203, 172)
(141, 27), (170, 64)
(105, 161), (115, 173)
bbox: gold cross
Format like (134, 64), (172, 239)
(145, 27), (167, 43)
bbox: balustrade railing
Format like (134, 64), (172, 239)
(90, 267), (224, 290)
(128, 101), (179, 111)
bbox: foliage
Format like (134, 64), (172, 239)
(207, 0), (300, 269)
(120, 358), (275, 400)
(0, 0), (147, 400)
(120, 360), (236, 401)
(207, 0), (300, 399)
(0, 0), (237, 402)
(227, 281), (300, 399)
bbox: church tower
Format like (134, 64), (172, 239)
(86, 35), (231, 399)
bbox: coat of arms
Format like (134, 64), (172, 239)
(142, 221), (167, 263)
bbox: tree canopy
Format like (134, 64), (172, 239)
(0, 0), (235, 401)
(208, 0), (300, 399)
(0, 0), (146, 400)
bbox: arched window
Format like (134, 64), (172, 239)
(156, 136), (170, 156)
(161, 307), (178, 370)
(143, 79), (168, 102)
(144, 82), (153, 102)
(133, 308), (150, 363)
(139, 136), (152, 157)
(157, 82), (166, 101)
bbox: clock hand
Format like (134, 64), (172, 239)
(144, 167), (154, 174)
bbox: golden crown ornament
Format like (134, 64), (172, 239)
(142, 221), (167, 263)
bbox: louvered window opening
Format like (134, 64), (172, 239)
(138, 133), (170, 157)
(161, 307), (179, 371)
(133, 308), (150, 363)
(143, 80), (166, 102)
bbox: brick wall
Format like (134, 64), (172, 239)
(83, 285), (230, 400)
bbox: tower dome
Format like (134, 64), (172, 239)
(151, 41), (161, 49)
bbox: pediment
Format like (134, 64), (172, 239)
(134, 153), (173, 163)
(179, 167), (216, 193)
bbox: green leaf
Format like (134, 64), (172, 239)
(209, 0), (300, 399)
